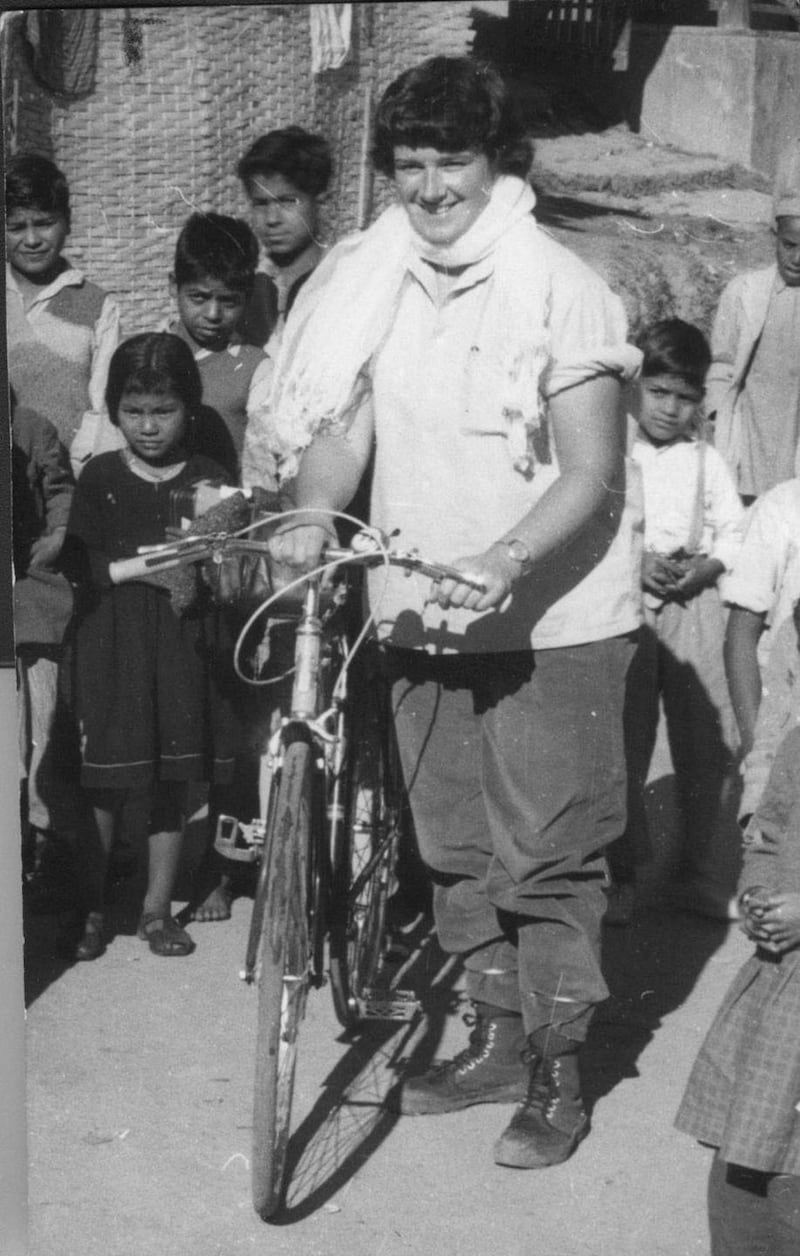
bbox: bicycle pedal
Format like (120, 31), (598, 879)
(356, 987), (420, 1022)
(214, 814), (263, 863)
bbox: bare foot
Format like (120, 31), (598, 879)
(189, 876), (233, 922)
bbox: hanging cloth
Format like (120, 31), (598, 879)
(309, 4), (352, 74)
(25, 9), (99, 99)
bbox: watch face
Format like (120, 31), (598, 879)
(507, 539), (530, 566)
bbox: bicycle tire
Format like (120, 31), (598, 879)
(251, 738), (313, 1220)
(329, 681), (401, 1030)
(244, 814), (274, 983)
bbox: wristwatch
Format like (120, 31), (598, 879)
(502, 538), (532, 573)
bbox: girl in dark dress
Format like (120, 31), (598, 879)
(63, 333), (237, 960)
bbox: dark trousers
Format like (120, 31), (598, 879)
(387, 636), (634, 1041)
(708, 1155), (800, 1256)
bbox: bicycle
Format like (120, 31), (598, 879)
(109, 497), (484, 1219)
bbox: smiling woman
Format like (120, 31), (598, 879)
(243, 55), (643, 1176)
(391, 147), (493, 249)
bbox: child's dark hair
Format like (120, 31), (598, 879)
(5, 152), (70, 228)
(237, 127), (333, 197)
(106, 333), (203, 425)
(372, 56), (532, 180)
(638, 318), (711, 390)
(173, 212), (259, 292)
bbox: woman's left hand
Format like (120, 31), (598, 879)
(747, 892), (800, 954)
(427, 544), (520, 613)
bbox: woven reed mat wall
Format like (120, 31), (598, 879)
(4, 4), (475, 338)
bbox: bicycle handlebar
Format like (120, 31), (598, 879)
(323, 544), (486, 591)
(107, 540), (212, 582)
(108, 530), (487, 593)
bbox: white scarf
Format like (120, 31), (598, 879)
(244, 176), (556, 484)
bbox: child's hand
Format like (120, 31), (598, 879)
(673, 554), (724, 601)
(739, 884), (773, 941)
(746, 892), (800, 954)
(641, 552), (685, 598)
(29, 526), (66, 570)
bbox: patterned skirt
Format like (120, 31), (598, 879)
(675, 948), (800, 1174)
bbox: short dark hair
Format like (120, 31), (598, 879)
(5, 152), (70, 228)
(237, 127), (333, 197)
(638, 318), (711, 390)
(173, 212), (259, 292)
(372, 56), (532, 180)
(106, 333), (203, 425)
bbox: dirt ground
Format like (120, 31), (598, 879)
(20, 116), (780, 1256)
(532, 126), (775, 338)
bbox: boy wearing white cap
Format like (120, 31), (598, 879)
(707, 142), (800, 502)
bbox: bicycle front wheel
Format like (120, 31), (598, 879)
(252, 738), (312, 1220)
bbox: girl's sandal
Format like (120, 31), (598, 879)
(74, 911), (106, 962)
(137, 912), (195, 957)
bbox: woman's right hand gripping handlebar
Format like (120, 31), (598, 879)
(267, 515), (339, 586)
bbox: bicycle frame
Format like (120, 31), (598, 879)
(110, 512), (484, 1000)
(217, 570), (350, 984)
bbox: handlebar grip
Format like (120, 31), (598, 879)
(108, 552), (183, 583)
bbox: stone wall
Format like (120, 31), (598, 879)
(610, 26), (800, 178)
(753, 31), (800, 177)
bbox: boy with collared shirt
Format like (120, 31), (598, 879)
(236, 127), (331, 350)
(707, 142), (800, 503)
(5, 152), (120, 478)
(162, 212), (273, 481)
(610, 320), (745, 923)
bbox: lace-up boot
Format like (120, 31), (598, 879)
(493, 1028), (589, 1168)
(393, 1004), (527, 1116)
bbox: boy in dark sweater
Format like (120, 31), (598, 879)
(6, 152), (120, 477)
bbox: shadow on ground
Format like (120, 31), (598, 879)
(272, 927), (464, 1224)
(587, 908), (728, 1109)
(586, 768), (731, 1107)
(534, 189), (653, 232)
(23, 805), (219, 1006)
(23, 877), (147, 1007)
